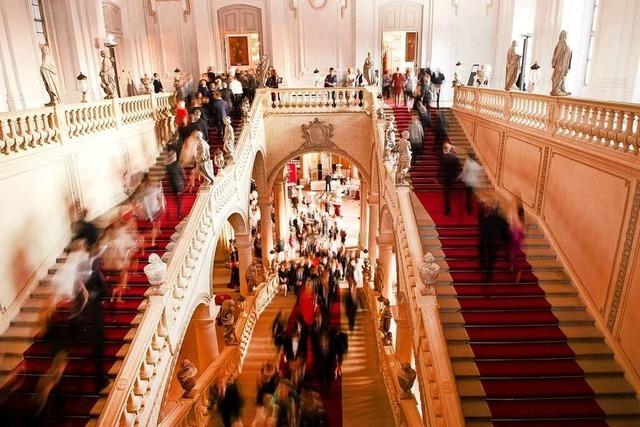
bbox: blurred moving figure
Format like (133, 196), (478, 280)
(478, 201), (510, 282)
(459, 153), (483, 214)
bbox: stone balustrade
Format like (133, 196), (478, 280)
(454, 86), (640, 157)
(0, 92), (174, 158)
(97, 94), (266, 427)
(369, 107), (465, 426)
(156, 275), (279, 427)
(264, 87), (374, 113)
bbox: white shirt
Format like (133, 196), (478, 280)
(229, 79), (243, 95)
(459, 158), (483, 189)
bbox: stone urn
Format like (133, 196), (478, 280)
(144, 253), (167, 295)
(418, 252), (439, 295)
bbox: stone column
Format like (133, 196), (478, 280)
(236, 233), (253, 296)
(394, 308), (413, 364)
(351, 165), (359, 180)
(258, 195), (274, 267)
(378, 233), (395, 301)
(300, 154), (311, 182)
(193, 308), (220, 369)
(367, 194), (380, 263)
(359, 185), (369, 249)
(273, 178), (288, 244)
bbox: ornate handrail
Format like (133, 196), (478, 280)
(97, 93), (266, 427)
(264, 87), (375, 113)
(453, 86), (640, 157)
(373, 107), (465, 427)
(157, 275), (279, 427)
(362, 283), (423, 427)
(0, 92), (173, 157)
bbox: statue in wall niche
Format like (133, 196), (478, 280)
(363, 52), (377, 85)
(214, 148), (226, 174)
(144, 253), (167, 295)
(396, 130), (412, 185)
(220, 299), (238, 345)
(373, 260), (384, 294)
(140, 73), (152, 94)
(505, 40), (521, 91)
(397, 363), (417, 399)
(39, 44), (61, 106)
(99, 49), (117, 99)
(223, 116), (236, 162)
(195, 132), (215, 185)
(551, 30), (572, 96)
(256, 54), (270, 88)
(177, 359), (198, 396)
(379, 296), (393, 346)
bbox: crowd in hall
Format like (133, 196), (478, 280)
(211, 168), (369, 426)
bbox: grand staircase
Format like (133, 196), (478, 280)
(389, 104), (640, 426)
(0, 114), (243, 426)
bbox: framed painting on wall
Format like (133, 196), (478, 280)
(227, 35), (250, 67)
(405, 32), (417, 63)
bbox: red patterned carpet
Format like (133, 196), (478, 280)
(388, 103), (609, 426)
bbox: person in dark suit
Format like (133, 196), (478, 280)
(152, 72), (163, 93)
(211, 92), (229, 141)
(218, 376), (244, 427)
(186, 109), (209, 142)
(440, 143), (460, 216)
(83, 253), (108, 392)
(323, 68), (337, 88)
(478, 202), (510, 281)
(431, 68), (446, 109)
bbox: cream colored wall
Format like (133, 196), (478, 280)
(0, 121), (159, 332)
(456, 110), (640, 390)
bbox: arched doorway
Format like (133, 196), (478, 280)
(217, 5), (264, 71)
(379, 1), (424, 74)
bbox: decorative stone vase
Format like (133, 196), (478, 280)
(144, 253), (167, 295)
(177, 359), (198, 397)
(418, 252), (439, 295)
(397, 363), (417, 399)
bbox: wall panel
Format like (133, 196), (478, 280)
(501, 136), (542, 208)
(473, 124), (501, 179)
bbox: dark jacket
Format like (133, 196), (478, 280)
(211, 98), (229, 121)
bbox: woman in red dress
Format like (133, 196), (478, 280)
(391, 67), (407, 107)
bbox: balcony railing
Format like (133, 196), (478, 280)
(0, 92), (174, 157)
(264, 87), (374, 113)
(97, 94), (267, 427)
(453, 86), (640, 158)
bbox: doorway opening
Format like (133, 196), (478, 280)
(382, 31), (418, 74)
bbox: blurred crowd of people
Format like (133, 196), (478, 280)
(383, 66), (446, 109)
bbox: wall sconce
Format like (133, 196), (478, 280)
(451, 0), (459, 15)
(483, 0), (493, 16)
(76, 72), (88, 102)
(528, 62), (541, 93)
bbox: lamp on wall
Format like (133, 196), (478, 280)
(104, 33), (117, 48)
(528, 62), (541, 93)
(451, 0), (460, 15)
(76, 72), (88, 102)
(483, 0), (493, 16)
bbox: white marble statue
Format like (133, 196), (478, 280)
(396, 130), (412, 185)
(39, 44), (61, 106)
(256, 54), (270, 88)
(140, 73), (152, 94)
(214, 148), (226, 174)
(452, 61), (463, 87)
(363, 52), (377, 85)
(505, 40), (521, 91)
(143, 253), (167, 294)
(223, 116), (236, 162)
(344, 67), (356, 87)
(383, 117), (397, 162)
(551, 30), (572, 96)
(99, 49), (117, 99)
(195, 132), (215, 184)
(241, 97), (250, 123)
(475, 64), (492, 86)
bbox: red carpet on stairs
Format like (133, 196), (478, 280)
(0, 116), (244, 426)
(386, 104), (609, 426)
